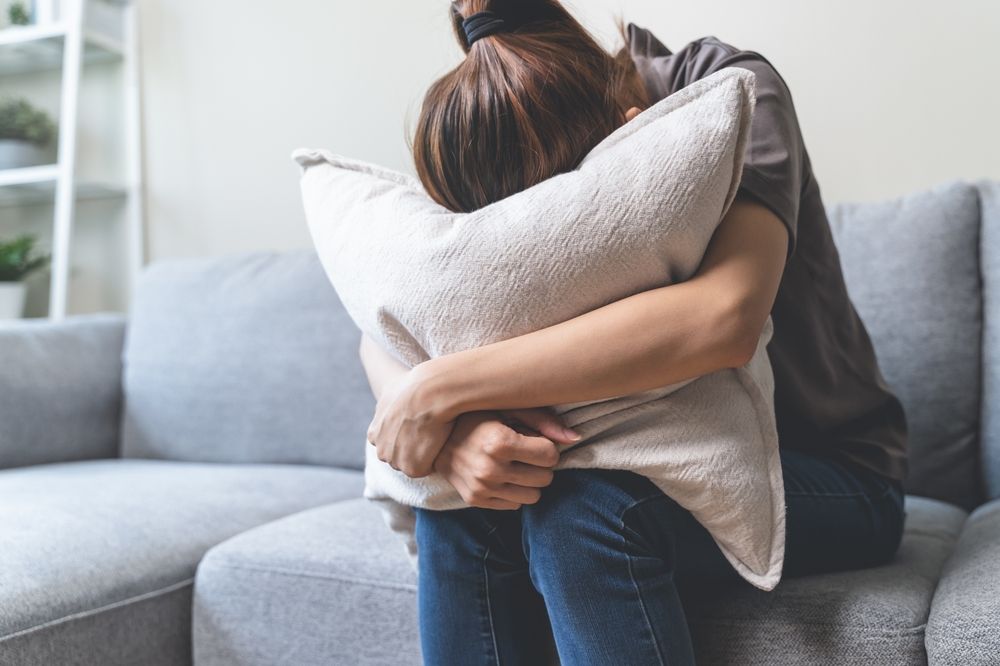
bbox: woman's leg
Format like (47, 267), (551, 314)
(520, 467), (722, 665)
(413, 448), (905, 665)
(412, 505), (556, 666)
(519, 450), (906, 666)
(777, 448), (906, 577)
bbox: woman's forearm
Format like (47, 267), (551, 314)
(420, 276), (746, 418)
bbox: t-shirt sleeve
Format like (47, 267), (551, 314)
(715, 54), (804, 260)
(628, 30), (806, 260)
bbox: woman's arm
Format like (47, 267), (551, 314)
(415, 195), (790, 420)
(361, 332), (580, 442)
(360, 333), (579, 502)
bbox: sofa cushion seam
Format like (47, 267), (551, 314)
(204, 559), (417, 592)
(0, 578), (194, 643)
(694, 618), (927, 637)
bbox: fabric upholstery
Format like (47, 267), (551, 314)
(119, 249), (373, 470)
(0, 313), (125, 470)
(828, 181), (984, 509)
(193, 495), (962, 666)
(193, 499), (420, 666)
(0, 583), (192, 666)
(298, 67), (786, 591)
(926, 499), (1000, 664)
(682, 496), (966, 665)
(979, 180), (1000, 499)
(0, 459), (363, 666)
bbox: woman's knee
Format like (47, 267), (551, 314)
(521, 468), (671, 562)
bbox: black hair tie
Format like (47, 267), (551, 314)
(463, 11), (508, 46)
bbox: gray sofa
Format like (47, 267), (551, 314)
(1, 178), (998, 666)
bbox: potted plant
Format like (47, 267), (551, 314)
(8, 1), (31, 26)
(0, 96), (57, 169)
(0, 234), (50, 320)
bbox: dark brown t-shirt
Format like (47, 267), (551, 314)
(626, 24), (908, 484)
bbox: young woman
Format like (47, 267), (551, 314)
(360, 1), (908, 664)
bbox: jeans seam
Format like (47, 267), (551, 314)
(621, 518), (667, 666)
(482, 526), (502, 666)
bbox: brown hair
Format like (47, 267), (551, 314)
(412, 0), (650, 212)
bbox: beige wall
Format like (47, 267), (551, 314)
(38, 0), (1000, 312)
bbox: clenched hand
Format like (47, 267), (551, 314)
(433, 408), (580, 509)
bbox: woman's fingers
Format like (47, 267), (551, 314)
(501, 408), (581, 445)
(502, 460), (556, 488)
(497, 432), (562, 468)
(491, 483), (542, 506)
(478, 497), (523, 511)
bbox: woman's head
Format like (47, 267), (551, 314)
(413, 0), (649, 212)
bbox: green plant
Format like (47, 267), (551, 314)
(8, 1), (30, 26)
(0, 96), (56, 146)
(0, 234), (50, 282)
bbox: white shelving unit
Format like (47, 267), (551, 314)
(0, 0), (143, 319)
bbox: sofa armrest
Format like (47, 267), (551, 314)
(926, 500), (1000, 663)
(0, 313), (127, 469)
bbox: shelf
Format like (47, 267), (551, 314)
(0, 164), (126, 207)
(0, 22), (123, 76)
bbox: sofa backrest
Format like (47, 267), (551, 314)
(979, 181), (1000, 500)
(120, 249), (372, 470)
(828, 180), (992, 509)
(121, 180), (1000, 504)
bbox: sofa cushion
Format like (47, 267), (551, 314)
(926, 498), (1000, 664)
(194, 499), (420, 666)
(120, 249), (374, 469)
(0, 460), (363, 666)
(683, 495), (966, 665)
(979, 180), (1000, 499)
(192, 495), (963, 666)
(0, 314), (125, 469)
(828, 181), (983, 509)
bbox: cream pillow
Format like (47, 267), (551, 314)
(294, 66), (785, 590)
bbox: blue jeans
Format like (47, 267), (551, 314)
(412, 448), (906, 665)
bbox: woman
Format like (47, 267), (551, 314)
(361, 1), (908, 664)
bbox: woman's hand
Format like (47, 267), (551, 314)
(434, 408), (580, 510)
(366, 363), (456, 478)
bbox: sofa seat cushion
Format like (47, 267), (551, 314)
(926, 498), (1000, 665)
(193, 495), (964, 666)
(0, 459), (363, 666)
(194, 499), (420, 666)
(683, 496), (966, 665)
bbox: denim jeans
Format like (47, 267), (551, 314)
(412, 448), (906, 666)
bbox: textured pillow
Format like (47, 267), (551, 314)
(294, 67), (785, 590)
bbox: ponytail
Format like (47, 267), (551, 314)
(413, 0), (649, 212)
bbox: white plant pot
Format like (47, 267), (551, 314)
(0, 139), (57, 170)
(0, 282), (26, 320)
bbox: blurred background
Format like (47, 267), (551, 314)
(1, 0), (998, 318)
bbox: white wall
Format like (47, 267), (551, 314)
(26, 0), (1000, 313)
(139, 0), (999, 268)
